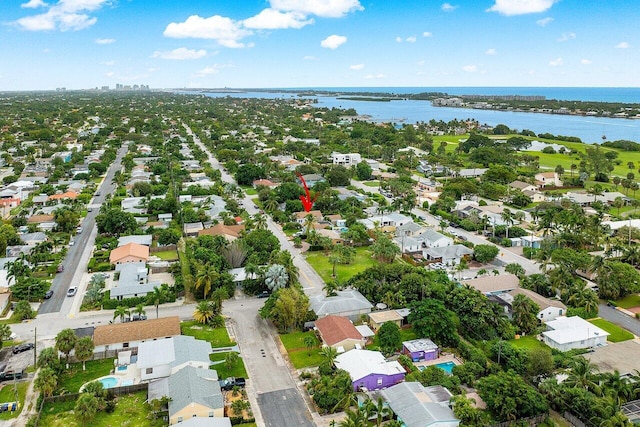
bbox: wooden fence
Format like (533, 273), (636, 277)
(490, 413), (548, 427)
(150, 244), (177, 253)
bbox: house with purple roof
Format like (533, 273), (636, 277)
(335, 349), (405, 391)
(402, 338), (439, 362)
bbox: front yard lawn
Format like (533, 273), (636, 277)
(0, 382), (28, 420)
(280, 331), (323, 369)
(210, 352), (248, 379)
(181, 321), (235, 348)
(588, 318), (634, 343)
(38, 391), (164, 427)
(305, 247), (376, 283)
(614, 294), (640, 309)
(510, 335), (550, 351)
(56, 358), (114, 394)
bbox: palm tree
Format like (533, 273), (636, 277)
(133, 303), (146, 319)
(366, 397), (391, 426)
(253, 213), (267, 230)
(210, 287), (228, 314)
(338, 407), (367, 427)
(34, 367), (58, 397)
(149, 285), (169, 319)
(113, 305), (130, 323)
(565, 357), (602, 395)
(265, 264), (288, 291)
(370, 234), (400, 263)
(320, 346), (338, 368)
(195, 263), (220, 299)
(328, 253), (341, 278)
(75, 392), (100, 427)
(263, 197), (278, 213)
(0, 324), (11, 348)
(501, 208), (513, 239)
(55, 328), (78, 369)
(193, 301), (216, 325)
(323, 279), (340, 297)
(304, 335), (317, 356)
(74, 336), (95, 371)
(303, 213), (316, 235)
(224, 352), (239, 369)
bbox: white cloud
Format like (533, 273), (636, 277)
(243, 8), (313, 29)
(152, 48), (207, 60)
(406, 36), (417, 43)
(485, 48), (497, 55)
(417, 60), (426, 66)
(364, 73), (386, 79)
(580, 59), (592, 65)
(105, 71), (114, 77)
(103, 60), (114, 66)
(441, 3), (457, 11)
(487, 0), (558, 16)
(423, 31), (432, 37)
(164, 15), (253, 48)
(95, 38), (115, 44)
(549, 57), (563, 66)
(557, 32), (575, 42)
(303, 55), (319, 60)
(194, 63), (232, 77)
(536, 17), (553, 26)
(269, 0), (363, 18)
(395, 36), (403, 43)
(349, 64), (364, 70)
(148, 68), (160, 73)
(320, 34), (346, 49)
(21, 0), (47, 8)
(462, 64), (478, 72)
(14, 0), (109, 31)
(616, 41), (630, 49)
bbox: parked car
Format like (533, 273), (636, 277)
(219, 377), (246, 391)
(76, 226), (83, 234)
(67, 286), (78, 297)
(44, 290), (53, 299)
(0, 370), (25, 382)
(257, 291), (271, 299)
(56, 264), (64, 273)
(69, 240), (75, 246)
(12, 343), (34, 354)
(131, 314), (147, 321)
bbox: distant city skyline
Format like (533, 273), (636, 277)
(1, 0), (639, 91)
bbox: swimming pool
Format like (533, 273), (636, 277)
(120, 379), (134, 387)
(99, 376), (118, 389)
(435, 361), (456, 374)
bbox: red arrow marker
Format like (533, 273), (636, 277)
(296, 172), (317, 212)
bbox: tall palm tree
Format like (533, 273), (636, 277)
(195, 263), (220, 299)
(501, 208), (513, 239)
(34, 367), (58, 397)
(133, 303), (146, 319)
(55, 328), (78, 369)
(113, 305), (130, 323)
(74, 336), (95, 371)
(253, 213), (267, 230)
(265, 264), (288, 291)
(210, 287), (228, 315)
(320, 346), (338, 368)
(565, 357), (602, 395)
(149, 285), (169, 319)
(304, 213), (316, 235)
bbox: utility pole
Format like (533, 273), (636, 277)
(33, 327), (37, 367)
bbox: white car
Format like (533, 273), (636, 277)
(67, 286), (78, 297)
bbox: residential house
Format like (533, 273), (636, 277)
(314, 315), (366, 352)
(316, 228), (344, 244)
(509, 180), (538, 193)
(395, 222), (423, 238)
(335, 349), (405, 391)
(309, 289), (373, 320)
(109, 243), (150, 265)
(506, 288), (566, 322)
(252, 179), (279, 188)
(423, 245), (473, 266)
(542, 316), (609, 351)
(110, 263), (161, 300)
(198, 224), (245, 241)
(117, 235), (153, 247)
(295, 210), (323, 226)
(394, 236), (422, 254)
(359, 213), (412, 230)
(26, 214), (55, 232)
(298, 174), (325, 188)
(457, 168), (487, 178)
(168, 366), (224, 425)
(417, 229), (453, 248)
(137, 335), (212, 382)
(183, 222), (205, 237)
(520, 235), (544, 249)
(535, 171), (562, 188)
(402, 339), (439, 362)
(92, 316), (181, 354)
(461, 274), (520, 296)
(47, 191), (79, 203)
(326, 214), (346, 229)
(368, 310), (404, 332)
(375, 382), (460, 427)
(331, 152), (362, 167)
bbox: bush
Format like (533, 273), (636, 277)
(94, 263), (112, 272)
(567, 307), (598, 319)
(101, 292), (176, 309)
(501, 238), (512, 247)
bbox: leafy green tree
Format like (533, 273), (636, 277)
(56, 328), (78, 368)
(13, 300), (35, 320)
(409, 299), (459, 347)
(355, 160), (373, 180)
(95, 208), (138, 235)
(511, 294), (540, 335)
(370, 234), (400, 263)
(526, 347), (554, 384)
(377, 321), (402, 355)
(224, 352), (239, 369)
(38, 347), (61, 372)
(304, 335), (318, 356)
(259, 287), (310, 333)
(74, 336), (95, 371)
(158, 228), (181, 246)
(34, 367), (58, 397)
(194, 263), (220, 299)
(75, 392), (101, 426)
(148, 285), (170, 318)
(473, 244), (499, 263)
(53, 206), (81, 233)
(265, 264), (288, 291)
(505, 263), (526, 278)
(477, 370), (549, 421)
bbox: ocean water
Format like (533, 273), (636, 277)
(192, 88), (640, 143)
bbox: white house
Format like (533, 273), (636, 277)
(136, 335), (212, 382)
(417, 229), (453, 248)
(332, 152), (362, 167)
(507, 288), (567, 322)
(542, 316), (609, 352)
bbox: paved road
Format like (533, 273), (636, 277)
(39, 143), (129, 314)
(258, 389), (315, 427)
(598, 303), (640, 336)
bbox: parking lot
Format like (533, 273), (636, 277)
(584, 339), (640, 374)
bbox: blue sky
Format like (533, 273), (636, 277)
(1, 0), (638, 90)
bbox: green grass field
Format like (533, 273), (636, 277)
(280, 331), (323, 368)
(181, 321), (235, 348)
(210, 352), (248, 378)
(305, 247), (376, 283)
(152, 250), (179, 261)
(363, 181), (380, 187)
(509, 335), (550, 351)
(614, 294), (640, 309)
(589, 318), (634, 343)
(56, 358), (115, 394)
(38, 391), (165, 427)
(0, 382), (28, 420)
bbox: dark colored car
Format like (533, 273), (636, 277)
(219, 377), (246, 391)
(0, 370), (25, 383)
(44, 290), (54, 299)
(56, 264), (64, 273)
(257, 291), (270, 299)
(12, 343), (34, 354)
(132, 314), (147, 321)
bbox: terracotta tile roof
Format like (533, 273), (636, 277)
(295, 210), (322, 220)
(252, 179), (278, 187)
(315, 315), (362, 346)
(48, 191), (79, 200)
(197, 223), (245, 239)
(109, 242), (150, 263)
(27, 214), (55, 223)
(93, 316), (181, 346)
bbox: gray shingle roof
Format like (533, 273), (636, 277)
(377, 382), (459, 427)
(168, 366), (223, 416)
(310, 289), (373, 317)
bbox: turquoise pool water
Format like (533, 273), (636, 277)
(120, 379), (134, 386)
(99, 377), (118, 389)
(435, 361), (456, 374)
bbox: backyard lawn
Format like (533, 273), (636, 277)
(181, 321), (235, 348)
(152, 250), (179, 261)
(510, 335), (550, 351)
(614, 294), (640, 309)
(305, 247), (376, 283)
(210, 352), (248, 378)
(588, 318), (634, 343)
(56, 358), (115, 394)
(38, 391), (164, 427)
(0, 382), (28, 420)
(280, 331), (323, 369)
